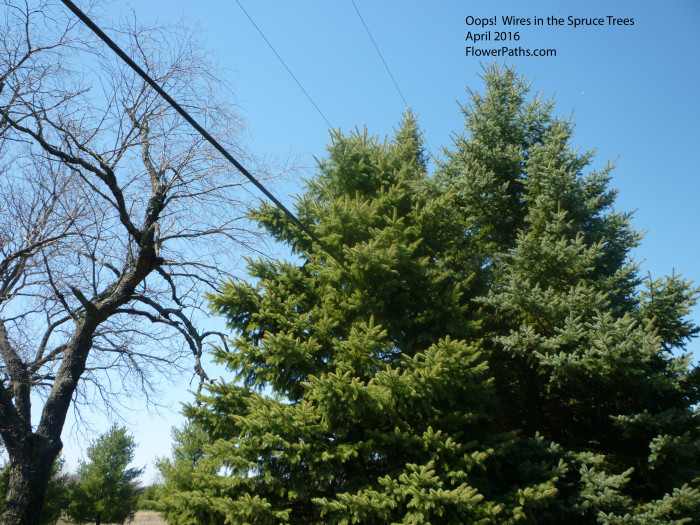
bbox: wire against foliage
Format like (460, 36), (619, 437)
(349, 1), (435, 162)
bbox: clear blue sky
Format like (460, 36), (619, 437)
(59, 0), (700, 483)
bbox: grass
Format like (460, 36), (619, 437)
(57, 510), (168, 525)
(129, 511), (168, 524)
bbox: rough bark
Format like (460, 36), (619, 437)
(1, 434), (60, 525)
(0, 248), (161, 524)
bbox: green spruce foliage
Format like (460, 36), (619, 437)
(67, 425), (144, 525)
(159, 65), (700, 524)
(136, 483), (163, 511)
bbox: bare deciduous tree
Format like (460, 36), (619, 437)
(0, 2), (270, 522)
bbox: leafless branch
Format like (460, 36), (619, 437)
(0, 3), (284, 521)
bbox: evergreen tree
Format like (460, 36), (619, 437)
(435, 65), (700, 522)
(160, 115), (548, 524)
(161, 67), (700, 523)
(67, 425), (143, 525)
(156, 423), (224, 524)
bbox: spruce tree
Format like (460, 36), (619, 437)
(67, 425), (143, 525)
(161, 67), (699, 524)
(435, 65), (700, 522)
(159, 115), (551, 524)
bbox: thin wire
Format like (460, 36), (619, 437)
(234, 0), (333, 130)
(349, 1), (435, 162)
(349, 0), (408, 109)
(59, 0), (341, 265)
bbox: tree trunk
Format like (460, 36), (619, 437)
(0, 433), (61, 525)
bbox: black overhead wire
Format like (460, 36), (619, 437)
(59, 0), (342, 265)
(234, 0), (333, 130)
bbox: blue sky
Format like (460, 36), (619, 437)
(58, 0), (700, 482)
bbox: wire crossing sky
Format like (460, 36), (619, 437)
(349, 0), (409, 109)
(49, 0), (700, 483)
(234, 0), (334, 130)
(60, 0), (342, 265)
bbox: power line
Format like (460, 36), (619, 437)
(233, 0), (333, 130)
(349, 1), (435, 163)
(349, 0), (408, 109)
(59, 0), (341, 265)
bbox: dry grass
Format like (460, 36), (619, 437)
(57, 510), (168, 525)
(129, 511), (168, 524)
